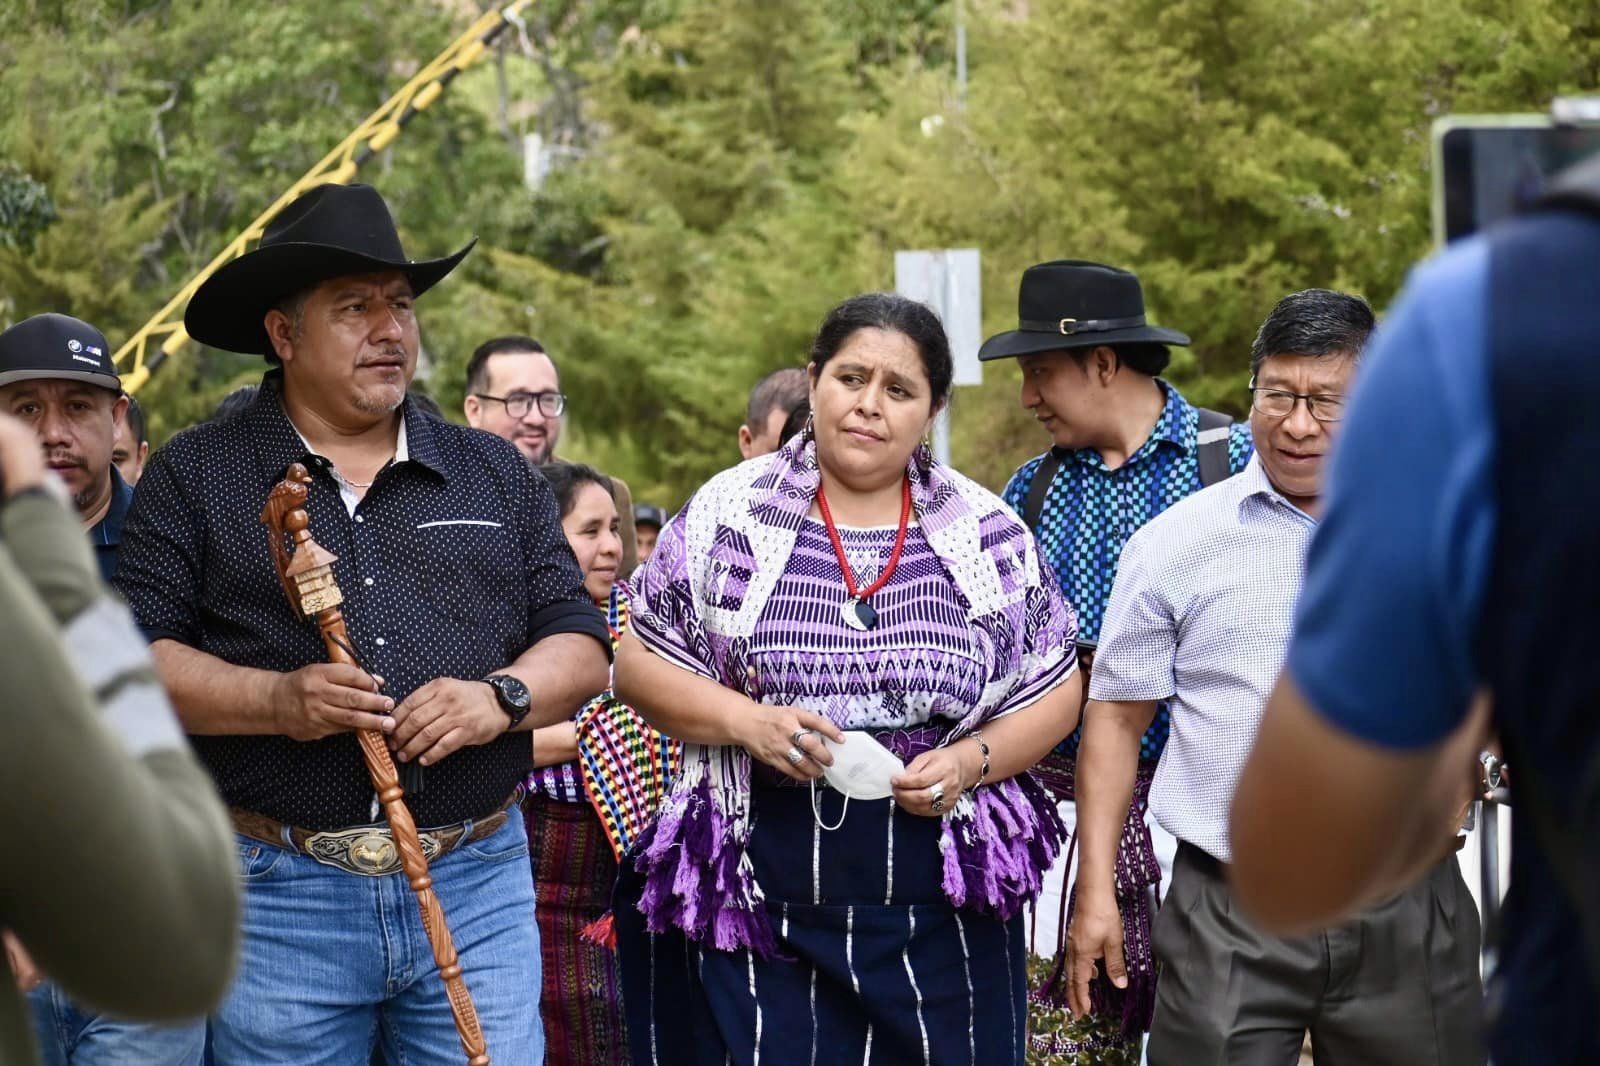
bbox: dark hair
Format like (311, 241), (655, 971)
(406, 391), (444, 420)
(210, 384), (259, 423)
(540, 460), (614, 519)
(808, 293), (953, 406)
(778, 398), (810, 447)
(123, 392), (147, 444)
(1063, 342), (1171, 377)
(466, 335), (552, 396)
(745, 367), (809, 428)
(1250, 289), (1375, 378)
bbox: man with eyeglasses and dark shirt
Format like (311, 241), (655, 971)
(464, 335), (637, 573)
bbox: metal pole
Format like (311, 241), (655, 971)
(932, 406), (953, 466)
(955, 0), (968, 102)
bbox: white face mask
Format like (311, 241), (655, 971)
(811, 731), (905, 830)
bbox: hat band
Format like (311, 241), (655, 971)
(1018, 314), (1147, 336)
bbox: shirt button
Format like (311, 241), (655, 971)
(364, 577), (375, 587)
(375, 637), (386, 647)
(355, 515), (365, 524)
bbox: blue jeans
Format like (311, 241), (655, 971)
(27, 983), (204, 1065)
(212, 812), (541, 1065)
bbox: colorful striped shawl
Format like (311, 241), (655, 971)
(574, 583), (681, 860)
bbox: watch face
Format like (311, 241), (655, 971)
(493, 676), (531, 710)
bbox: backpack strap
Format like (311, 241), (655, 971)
(1022, 451), (1064, 530)
(1195, 408), (1234, 488)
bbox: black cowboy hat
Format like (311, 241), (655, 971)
(184, 183), (475, 356)
(978, 260), (1189, 362)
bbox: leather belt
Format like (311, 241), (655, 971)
(230, 789), (522, 877)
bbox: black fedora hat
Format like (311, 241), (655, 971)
(978, 260), (1189, 362)
(184, 183), (476, 355)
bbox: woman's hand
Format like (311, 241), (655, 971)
(891, 743), (976, 818)
(730, 704), (845, 783)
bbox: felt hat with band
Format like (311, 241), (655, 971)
(184, 183), (476, 356)
(978, 259), (1190, 362)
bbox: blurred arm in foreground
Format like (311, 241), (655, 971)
(0, 411), (238, 1059)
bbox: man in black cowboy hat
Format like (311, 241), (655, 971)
(114, 182), (611, 1064)
(981, 260), (1254, 1051)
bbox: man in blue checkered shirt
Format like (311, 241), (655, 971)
(980, 260), (1251, 1051)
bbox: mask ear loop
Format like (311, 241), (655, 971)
(811, 776), (849, 831)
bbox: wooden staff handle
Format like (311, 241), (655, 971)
(263, 464), (489, 1066)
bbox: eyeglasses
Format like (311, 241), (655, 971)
(475, 391), (566, 418)
(1248, 384), (1346, 423)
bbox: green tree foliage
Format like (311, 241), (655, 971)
(1, 0), (1597, 502)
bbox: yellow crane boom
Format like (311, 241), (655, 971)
(114, 0), (532, 393)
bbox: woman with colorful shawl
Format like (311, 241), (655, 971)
(524, 462), (679, 1066)
(613, 293), (1084, 1065)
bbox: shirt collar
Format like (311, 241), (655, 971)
(245, 369), (447, 482)
(91, 463), (134, 548)
(1062, 378), (1192, 469)
(1235, 453), (1316, 523)
(1152, 379), (1195, 451)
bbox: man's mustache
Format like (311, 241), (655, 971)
(43, 451), (85, 470)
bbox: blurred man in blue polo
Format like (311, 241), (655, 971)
(1232, 156), (1600, 1065)
(1072, 289), (1483, 1064)
(982, 260), (1252, 1055)
(0, 314), (133, 583)
(0, 313), (206, 1064)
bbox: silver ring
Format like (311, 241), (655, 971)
(929, 783), (946, 809)
(932, 797), (945, 814)
(791, 728), (814, 747)
(785, 747), (805, 766)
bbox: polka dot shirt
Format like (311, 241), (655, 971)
(114, 371), (609, 830)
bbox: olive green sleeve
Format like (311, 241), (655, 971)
(0, 505), (239, 1020)
(0, 488), (101, 622)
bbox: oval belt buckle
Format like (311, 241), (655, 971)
(348, 832), (398, 875)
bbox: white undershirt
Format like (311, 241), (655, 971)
(289, 416), (409, 517)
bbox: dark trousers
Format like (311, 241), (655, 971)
(1147, 842), (1485, 1066)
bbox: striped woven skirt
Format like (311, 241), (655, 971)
(525, 793), (627, 1066)
(614, 781), (1027, 1066)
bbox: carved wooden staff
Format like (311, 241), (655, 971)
(262, 462), (488, 1066)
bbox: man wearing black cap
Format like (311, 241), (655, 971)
(0, 313), (134, 582)
(978, 260), (1255, 1053)
(632, 503), (667, 568)
(114, 183), (611, 1064)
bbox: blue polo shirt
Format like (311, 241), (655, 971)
(1286, 236), (1591, 1063)
(89, 464), (134, 583)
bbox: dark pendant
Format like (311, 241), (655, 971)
(840, 598), (878, 631)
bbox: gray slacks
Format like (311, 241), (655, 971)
(1146, 842), (1485, 1066)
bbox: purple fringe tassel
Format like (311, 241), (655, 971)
(939, 771), (1067, 919)
(632, 773), (780, 958)
(1032, 761), (1161, 1041)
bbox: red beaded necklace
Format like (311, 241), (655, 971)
(815, 475), (912, 631)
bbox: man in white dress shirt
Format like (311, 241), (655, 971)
(1066, 289), (1484, 1065)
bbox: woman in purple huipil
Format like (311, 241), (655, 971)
(611, 293), (1085, 1065)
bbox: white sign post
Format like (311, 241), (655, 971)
(894, 249), (982, 466)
